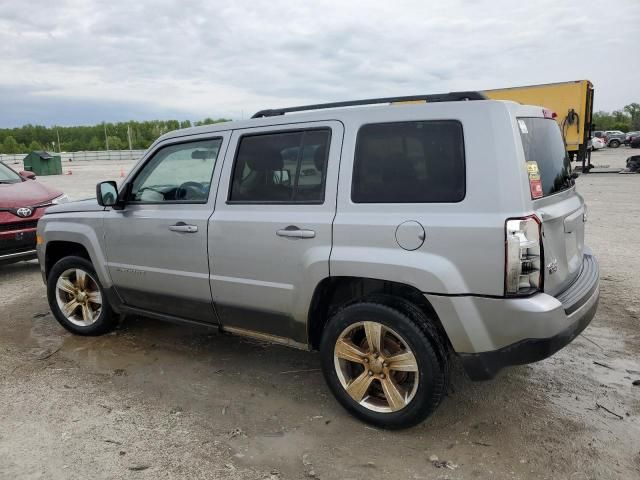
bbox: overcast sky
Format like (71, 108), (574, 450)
(1, 0), (638, 127)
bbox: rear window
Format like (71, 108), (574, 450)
(352, 120), (465, 203)
(518, 117), (574, 197)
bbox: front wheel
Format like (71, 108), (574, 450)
(47, 256), (117, 335)
(320, 298), (448, 429)
(609, 139), (620, 148)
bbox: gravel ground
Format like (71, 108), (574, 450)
(1, 148), (639, 479)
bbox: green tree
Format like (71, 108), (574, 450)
(2, 135), (19, 154)
(88, 136), (103, 151)
(194, 118), (216, 126)
(624, 103), (640, 130)
(107, 136), (124, 150)
(593, 111), (631, 132)
(0, 117), (233, 152)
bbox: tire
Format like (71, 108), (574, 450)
(47, 255), (117, 336)
(320, 296), (449, 429)
(609, 139), (620, 148)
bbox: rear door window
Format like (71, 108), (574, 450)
(229, 128), (330, 203)
(518, 117), (574, 197)
(352, 120), (465, 203)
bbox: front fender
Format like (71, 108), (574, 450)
(38, 213), (111, 288)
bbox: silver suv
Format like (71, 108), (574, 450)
(37, 93), (599, 429)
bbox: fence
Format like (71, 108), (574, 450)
(0, 149), (147, 165)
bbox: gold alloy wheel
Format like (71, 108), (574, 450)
(333, 321), (419, 413)
(55, 268), (103, 327)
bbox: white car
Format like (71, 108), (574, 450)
(589, 136), (605, 150)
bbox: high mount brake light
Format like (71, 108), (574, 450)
(505, 215), (543, 296)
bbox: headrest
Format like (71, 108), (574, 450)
(246, 148), (283, 171)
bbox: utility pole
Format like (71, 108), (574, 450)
(127, 124), (132, 151)
(104, 123), (109, 151)
(56, 128), (61, 153)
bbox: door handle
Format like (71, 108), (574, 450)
(276, 226), (316, 239)
(169, 223), (198, 233)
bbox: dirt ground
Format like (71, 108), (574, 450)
(1, 148), (639, 479)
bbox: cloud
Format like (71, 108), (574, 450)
(1, 0), (638, 127)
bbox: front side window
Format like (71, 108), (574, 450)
(352, 120), (465, 203)
(130, 139), (222, 203)
(229, 128), (330, 203)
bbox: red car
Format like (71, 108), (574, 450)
(0, 161), (67, 264)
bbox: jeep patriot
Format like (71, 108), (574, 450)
(37, 93), (599, 429)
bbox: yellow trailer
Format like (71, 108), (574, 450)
(483, 80), (595, 170)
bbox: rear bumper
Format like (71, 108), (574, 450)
(460, 286), (598, 380)
(426, 250), (599, 380)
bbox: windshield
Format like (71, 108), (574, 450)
(518, 117), (573, 197)
(0, 162), (22, 183)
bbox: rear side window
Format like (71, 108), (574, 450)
(518, 117), (574, 197)
(352, 121), (465, 203)
(229, 129), (330, 203)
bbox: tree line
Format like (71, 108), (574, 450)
(592, 103), (640, 132)
(0, 118), (231, 154)
(1, 103), (638, 155)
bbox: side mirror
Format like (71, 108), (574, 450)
(19, 170), (36, 180)
(96, 181), (119, 207)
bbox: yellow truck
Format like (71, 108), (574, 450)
(483, 80), (595, 170)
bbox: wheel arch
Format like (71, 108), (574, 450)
(40, 219), (112, 287)
(45, 241), (90, 279)
(307, 276), (452, 352)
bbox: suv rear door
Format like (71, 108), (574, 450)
(517, 116), (586, 295)
(208, 121), (343, 344)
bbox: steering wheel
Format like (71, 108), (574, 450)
(177, 181), (206, 200)
(136, 186), (166, 200)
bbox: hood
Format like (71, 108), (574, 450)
(0, 179), (62, 208)
(45, 198), (104, 215)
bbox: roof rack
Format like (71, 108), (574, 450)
(251, 91), (487, 118)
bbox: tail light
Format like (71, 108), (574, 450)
(505, 215), (543, 296)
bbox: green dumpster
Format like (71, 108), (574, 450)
(23, 151), (63, 176)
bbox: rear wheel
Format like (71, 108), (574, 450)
(47, 256), (117, 335)
(320, 298), (448, 429)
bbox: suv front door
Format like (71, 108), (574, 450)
(209, 121), (343, 344)
(104, 133), (229, 322)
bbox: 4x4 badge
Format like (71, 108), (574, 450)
(547, 259), (558, 275)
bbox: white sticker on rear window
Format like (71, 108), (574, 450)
(518, 119), (529, 134)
